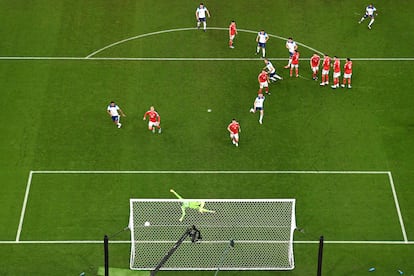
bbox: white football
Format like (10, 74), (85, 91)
(144, 221), (150, 227)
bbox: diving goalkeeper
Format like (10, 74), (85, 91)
(170, 189), (216, 222)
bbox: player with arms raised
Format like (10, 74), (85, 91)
(331, 56), (341, 89)
(143, 106), (162, 133)
(228, 20), (237, 48)
(320, 54), (331, 86)
(255, 30), (269, 58)
(341, 58), (353, 88)
(196, 3), (211, 32)
(358, 3), (377, 29)
(227, 118), (241, 147)
(310, 53), (321, 81)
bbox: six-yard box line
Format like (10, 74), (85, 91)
(11, 170), (409, 245)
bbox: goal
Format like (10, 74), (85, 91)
(129, 199), (296, 271)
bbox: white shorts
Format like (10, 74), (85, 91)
(322, 69), (330, 75)
(333, 72), (341, 78)
(290, 64), (299, 69)
(343, 73), (352, 78)
(230, 133), (239, 141)
(311, 66), (319, 73)
(259, 81), (268, 88)
(229, 34), (235, 40)
(148, 121), (159, 128)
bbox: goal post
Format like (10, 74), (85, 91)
(129, 199), (296, 271)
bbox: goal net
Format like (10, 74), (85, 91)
(129, 199), (296, 271)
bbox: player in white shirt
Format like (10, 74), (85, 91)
(284, 37), (298, 68)
(249, 93), (265, 124)
(255, 30), (269, 58)
(358, 3), (377, 29)
(196, 3), (211, 32)
(107, 101), (126, 128)
(263, 59), (283, 82)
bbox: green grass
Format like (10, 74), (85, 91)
(1, 0), (414, 275)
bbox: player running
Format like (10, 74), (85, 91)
(227, 118), (241, 147)
(228, 20), (237, 48)
(264, 59), (283, 82)
(358, 3), (377, 29)
(107, 101), (126, 128)
(170, 189), (215, 222)
(310, 53), (321, 81)
(143, 106), (162, 133)
(250, 93), (265, 124)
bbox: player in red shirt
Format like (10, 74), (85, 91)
(331, 56), (341, 89)
(289, 50), (300, 77)
(320, 54), (331, 86)
(310, 53), (321, 81)
(227, 118), (241, 147)
(228, 20), (237, 48)
(341, 58), (353, 88)
(143, 106), (162, 133)
(258, 70), (270, 95)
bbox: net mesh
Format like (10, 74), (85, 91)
(129, 199), (296, 270)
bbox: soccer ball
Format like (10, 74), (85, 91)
(144, 221), (150, 227)
(249, 108), (255, 113)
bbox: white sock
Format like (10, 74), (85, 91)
(203, 22), (206, 30)
(197, 22), (200, 27)
(369, 18), (374, 26)
(288, 58), (292, 66)
(256, 46), (260, 53)
(360, 17), (365, 22)
(275, 74), (283, 80)
(262, 48), (266, 57)
(259, 114), (263, 121)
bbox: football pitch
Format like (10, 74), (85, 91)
(1, 0), (414, 275)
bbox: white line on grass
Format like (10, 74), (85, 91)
(31, 170), (390, 174)
(15, 171), (33, 242)
(388, 172), (408, 242)
(1, 240), (413, 245)
(0, 57), (413, 61)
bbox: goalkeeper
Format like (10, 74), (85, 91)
(170, 189), (216, 222)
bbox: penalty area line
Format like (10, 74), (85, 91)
(31, 170), (391, 174)
(15, 171), (33, 242)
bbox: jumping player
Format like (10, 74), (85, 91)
(170, 189), (216, 222)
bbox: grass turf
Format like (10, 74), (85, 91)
(0, 0), (414, 275)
